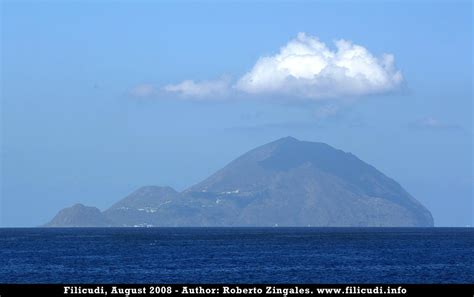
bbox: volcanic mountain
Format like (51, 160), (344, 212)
(45, 137), (434, 227)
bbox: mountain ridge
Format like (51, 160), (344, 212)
(45, 137), (434, 227)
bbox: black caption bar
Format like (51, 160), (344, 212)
(0, 284), (472, 297)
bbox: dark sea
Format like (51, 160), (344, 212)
(0, 228), (472, 284)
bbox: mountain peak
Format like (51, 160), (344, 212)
(132, 186), (177, 196)
(274, 136), (299, 144)
(44, 203), (110, 227)
(282, 136), (299, 141)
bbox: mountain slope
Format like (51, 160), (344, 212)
(45, 137), (434, 227)
(103, 186), (184, 227)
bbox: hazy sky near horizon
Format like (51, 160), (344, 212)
(1, 0), (472, 227)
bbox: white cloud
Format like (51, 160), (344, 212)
(163, 77), (230, 98)
(130, 84), (156, 97)
(160, 33), (402, 101)
(235, 33), (403, 99)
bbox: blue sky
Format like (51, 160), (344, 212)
(1, 0), (472, 226)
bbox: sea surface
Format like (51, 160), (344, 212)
(0, 228), (472, 283)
